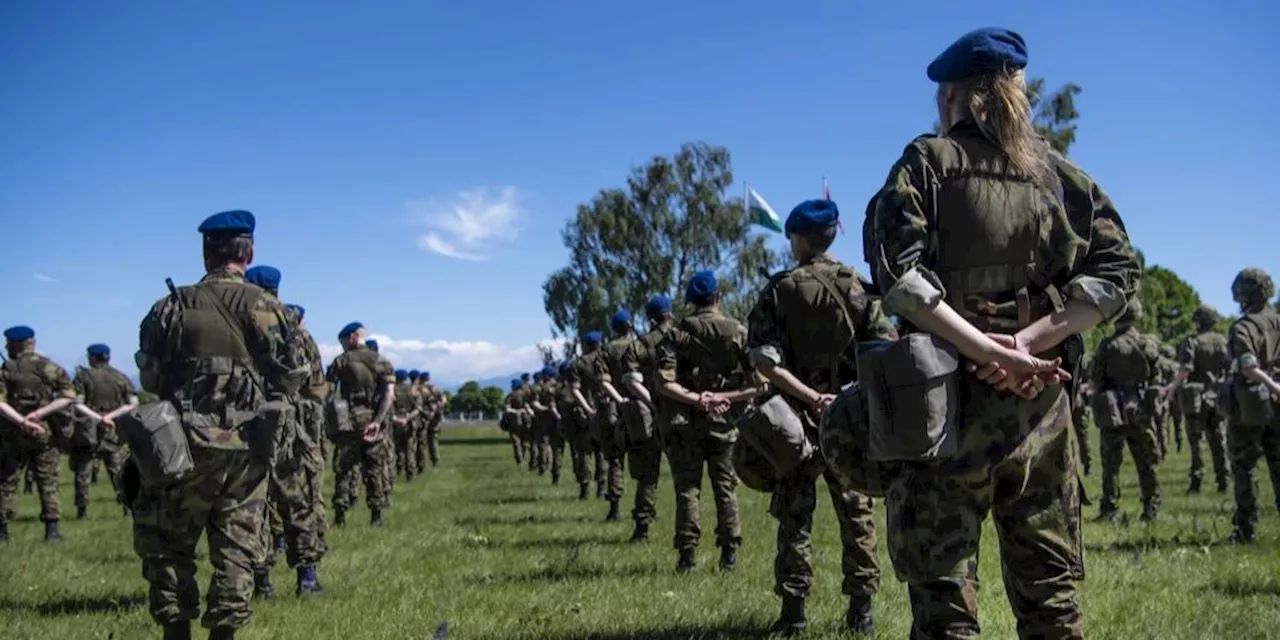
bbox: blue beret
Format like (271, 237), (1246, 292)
(785, 199), (840, 238)
(286, 304), (304, 320)
(540, 365), (556, 377)
(511, 379), (522, 389)
(644, 295), (672, 316)
(408, 370), (421, 379)
(521, 372), (531, 380)
(245, 265), (281, 290)
(927, 28), (1028, 84)
(338, 322), (363, 340)
(395, 369), (408, 380)
(685, 270), (718, 303)
(365, 339), (378, 350)
(3, 326), (34, 342)
(558, 360), (571, 373)
(583, 331), (602, 345)
(421, 371), (430, 380)
(86, 343), (110, 356)
(197, 210), (256, 236)
(611, 309), (632, 329)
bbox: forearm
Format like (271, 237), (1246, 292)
(0, 402), (27, 425)
(75, 404), (106, 422)
(660, 381), (701, 406)
(28, 397), (74, 420)
(602, 381), (627, 404)
(626, 380), (652, 405)
(103, 397), (139, 421)
(1015, 300), (1105, 355)
(1243, 366), (1280, 395)
(719, 385), (763, 404)
(573, 389), (594, 413)
(902, 302), (1001, 362)
(757, 364), (820, 405)
(373, 385), (395, 424)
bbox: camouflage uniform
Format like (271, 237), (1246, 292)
(1160, 345), (1185, 453)
(656, 306), (750, 565)
(747, 253), (895, 631)
(0, 350), (75, 530)
(533, 374), (563, 481)
(621, 323), (672, 536)
(1225, 268), (1280, 542)
(421, 378), (445, 469)
(1177, 310), (1232, 493)
(1153, 347), (1181, 459)
(867, 116), (1138, 637)
(327, 346), (396, 523)
(133, 260), (308, 633)
(570, 352), (608, 497)
(526, 375), (550, 473)
(597, 333), (637, 513)
(294, 321), (329, 546)
(391, 377), (419, 481)
(70, 361), (135, 517)
(1070, 355), (1094, 476)
(504, 383), (528, 465)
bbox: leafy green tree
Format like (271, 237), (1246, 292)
(447, 381), (504, 414)
(543, 142), (784, 339)
(1136, 265), (1201, 344)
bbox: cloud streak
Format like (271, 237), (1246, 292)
(33, 273), (56, 282)
(317, 334), (566, 385)
(409, 186), (523, 261)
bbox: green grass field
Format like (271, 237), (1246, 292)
(1, 422), (1278, 639)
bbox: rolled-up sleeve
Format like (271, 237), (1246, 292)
(1055, 154), (1140, 321)
(868, 142), (947, 317)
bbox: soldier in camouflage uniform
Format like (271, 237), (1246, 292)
(1159, 344), (1185, 453)
(390, 370), (421, 482)
(551, 361), (575, 487)
(241, 266), (326, 599)
(132, 210), (309, 640)
(0, 325), (77, 543)
(559, 357), (598, 500)
(1162, 305), (1231, 493)
(747, 200), (893, 636)
(1223, 268), (1280, 544)
(503, 379), (528, 464)
(597, 311), (641, 521)
(621, 296), (676, 543)
(1151, 344), (1181, 459)
(531, 366), (562, 482)
(866, 29), (1140, 638)
(420, 371), (445, 468)
(361, 339), (395, 494)
(1071, 352), (1094, 476)
(657, 271), (759, 573)
(570, 340), (609, 499)
(328, 323), (397, 528)
(285, 305), (330, 563)
(526, 370), (551, 474)
(69, 343), (137, 520)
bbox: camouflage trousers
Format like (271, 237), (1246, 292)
(70, 442), (126, 510)
(1228, 420), (1280, 538)
(666, 422), (740, 551)
(595, 413), (626, 500)
(392, 423), (418, 481)
(0, 430), (62, 523)
(570, 427), (606, 491)
(548, 426), (566, 481)
(1071, 402), (1092, 474)
(1187, 409), (1230, 488)
(333, 436), (392, 512)
(509, 422), (526, 465)
(531, 413), (555, 474)
(624, 403), (662, 525)
(426, 415), (443, 466)
(1099, 412), (1162, 515)
(1169, 405), (1185, 451)
(771, 458), (879, 599)
(884, 388), (1084, 640)
(255, 434), (325, 570)
(132, 447), (269, 631)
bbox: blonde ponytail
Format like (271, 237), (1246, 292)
(960, 69), (1051, 186)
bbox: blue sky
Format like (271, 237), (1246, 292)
(2, 1), (1276, 386)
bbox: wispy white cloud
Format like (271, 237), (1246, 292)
(33, 273), (56, 282)
(409, 186), (523, 261)
(317, 333), (567, 385)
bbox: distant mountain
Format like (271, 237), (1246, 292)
(440, 373), (521, 393)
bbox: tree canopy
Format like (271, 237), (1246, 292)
(446, 381), (504, 414)
(542, 142), (783, 340)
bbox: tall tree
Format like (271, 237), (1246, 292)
(447, 381), (504, 414)
(932, 78), (1082, 155)
(1137, 265), (1201, 344)
(535, 343), (557, 367)
(543, 142), (784, 339)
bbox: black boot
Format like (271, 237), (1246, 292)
(1187, 477), (1202, 494)
(578, 484), (589, 501)
(769, 596), (807, 636)
(596, 483), (605, 499)
(0, 519), (9, 544)
(253, 570), (275, 600)
(44, 520), (63, 542)
(605, 500), (621, 522)
(846, 594), (875, 636)
(296, 564), (324, 596)
(76, 505), (87, 520)
(719, 546), (737, 572)
(371, 510), (384, 527)
(629, 521), (649, 543)
(1139, 503), (1159, 522)
(334, 509), (346, 527)
(551, 470), (560, 485)
(209, 626), (237, 640)
(676, 548), (696, 573)
(1218, 479), (1230, 494)
(162, 621), (192, 640)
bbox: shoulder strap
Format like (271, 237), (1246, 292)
(804, 265), (857, 343)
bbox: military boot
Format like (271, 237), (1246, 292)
(629, 521), (649, 544)
(44, 520), (63, 542)
(296, 564), (324, 596)
(371, 510), (384, 527)
(1095, 508), (1117, 523)
(1187, 477), (1202, 494)
(209, 626), (237, 640)
(605, 500), (621, 521)
(273, 535), (287, 557)
(0, 519), (9, 544)
(1139, 503), (1159, 522)
(578, 484), (590, 501)
(162, 621), (192, 640)
(333, 509), (346, 527)
(76, 505), (88, 520)
(596, 483), (605, 499)
(1229, 528), (1256, 545)
(551, 470), (560, 485)
(253, 570), (276, 600)
(1218, 479), (1230, 494)
(719, 546), (737, 572)
(676, 548), (696, 573)
(769, 596), (807, 636)
(846, 594), (875, 636)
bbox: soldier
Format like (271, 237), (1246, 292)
(421, 371), (445, 468)
(1091, 299), (1163, 521)
(328, 322), (396, 528)
(519, 372), (535, 464)
(132, 210), (309, 639)
(570, 339), (609, 499)
(503, 379), (527, 465)
(551, 361), (575, 489)
(531, 366), (562, 482)
(1162, 305), (1231, 493)
(1223, 268), (1280, 544)
(597, 312), (644, 520)
(620, 296), (674, 543)
(747, 199), (892, 636)
(866, 28), (1140, 637)
(656, 271), (759, 573)
(1159, 344), (1185, 454)
(0, 325), (76, 543)
(1072, 352), (1094, 476)
(285, 304), (331, 561)
(527, 370), (550, 474)
(69, 343), (137, 520)
(390, 370), (421, 482)
(407, 370), (426, 473)
(1151, 343), (1181, 459)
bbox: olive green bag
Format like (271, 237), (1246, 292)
(116, 400), (194, 487)
(858, 334), (961, 462)
(1232, 381), (1275, 426)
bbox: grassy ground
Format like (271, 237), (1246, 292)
(0, 422), (1277, 639)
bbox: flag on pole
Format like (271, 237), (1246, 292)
(746, 186), (783, 233)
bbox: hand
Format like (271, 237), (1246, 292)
(24, 419), (47, 437)
(968, 333), (1070, 398)
(810, 393), (837, 415)
(1158, 385), (1175, 404)
(362, 422), (380, 443)
(698, 392), (731, 415)
(101, 416), (116, 429)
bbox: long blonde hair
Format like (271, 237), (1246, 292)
(954, 69), (1051, 186)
